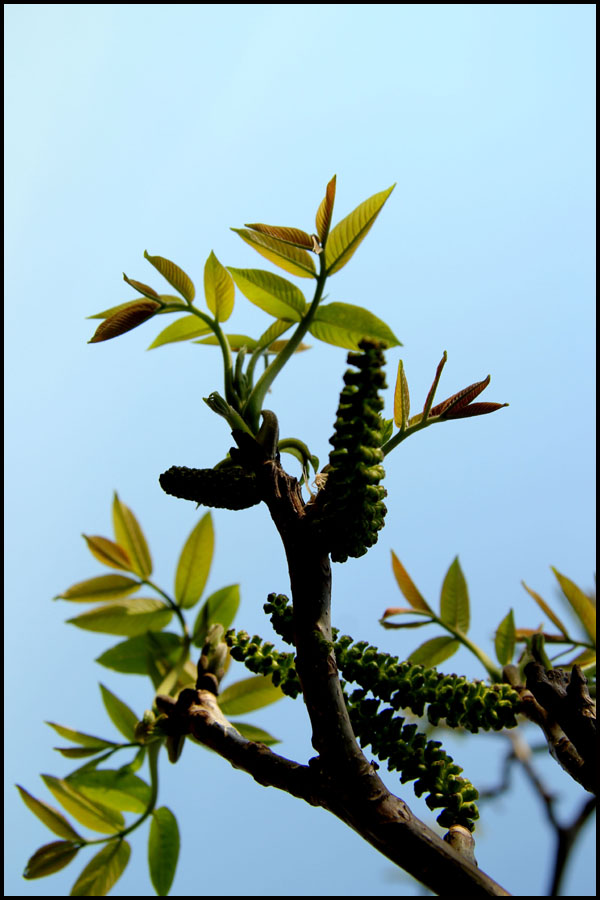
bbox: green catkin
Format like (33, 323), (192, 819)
(159, 464), (260, 510)
(310, 339), (388, 562)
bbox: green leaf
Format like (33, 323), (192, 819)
(174, 512), (214, 609)
(218, 675), (284, 715)
(96, 632), (183, 675)
(82, 535), (133, 572)
(147, 315), (213, 349)
(253, 318), (294, 354)
(439, 557), (470, 633)
(23, 841), (80, 880)
(195, 333), (258, 351)
(309, 302), (400, 350)
(41, 775), (124, 834)
(231, 228), (316, 278)
(228, 268), (306, 321)
(204, 251), (235, 322)
(551, 568), (596, 644)
(393, 360), (410, 429)
(66, 770), (151, 814)
(55, 575), (141, 603)
(408, 636), (460, 666)
(67, 597), (172, 636)
(325, 184), (395, 275)
(99, 684), (138, 741)
(391, 551), (432, 613)
(148, 807), (180, 896)
(231, 722), (280, 746)
(520, 581), (570, 637)
(144, 251), (195, 303)
(494, 609), (516, 666)
(112, 493), (153, 578)
(70, 839), (131, 896)
(192, 584), (240, 647)
(16, 785), (83, 841)
(45, 723), (118, 750)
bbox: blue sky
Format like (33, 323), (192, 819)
(5, 4), (595, 896)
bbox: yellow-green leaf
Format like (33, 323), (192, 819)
(66, 770), (150, 814)
(70, 839), (131, 896)
(245, 223), (315, 251)
(46, 723), (118, 749)
(16, 785), (83, 841)
(521, 581), (570, 637)
(23, 841), (80, 880)
(67, 597), (172, 636)
(144, 251), (195, 303)
(325, 184), (395, 275)
(123, 273), (160, 299)
(495, 609), (516, 666)
(391, 551), (432, 612)
(147, 315), (213, 349)
(439, 557), (470, 633)
(408, 636), (460, 667)
(88, 301), (160, 343)
(551, 568), (596, 643)
(393, 360), (410, 429)
(228, 268), (306, 321)
(82, 535), (133, 572)
(316, 175), (336, 244)
(309, 302), (400, 350)
(148, 807), (180, 896)
(99, 684), (138, 741)
(55, 575), (141, 603)
(231, 722), (280, 746)
(195, 333), (258, 351)
(204, 251), (235, 322)
(112, 493), (152, 578)
(192, 584), (240, 647)
(175, 512), (214, 609)
(41, 775), (124, 834)
(219, 675), (284, 715)
(231, 228), (316, 278)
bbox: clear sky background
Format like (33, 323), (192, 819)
(5, 4), (595, 896)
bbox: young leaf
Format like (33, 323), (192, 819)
(324, 184), (395, 275)
(231, 722), (280, 746)
(316, 175), (336, 244)
(147, 315), (213, 349)
(521, 581), (570, 637)
(16, 785), (83, 841)
(82, 535), (133, 572)
(195, 333), (258, 351)
(494, 609), (516, 666)
(174, 512), (214, 609)
(148, 807), (180, 897)
(70, 839), (131, 897)
(253, 318), (294, 355)
(204, 251), (235, 322)
(309, 302), (400, 350)
(192, 584), (240, 647)
(46, 723), (118, 750)
(123, 273), (161, 299)
(245, 224), (315, 251)
(66, 769), (151, 814)
(23, 841), (80, 880)
(112, 493), (152, 579)
(439, 557), (470, 633)
(218, 675), (284, 715)
(430, 375), (491, 418)
(408, 636), (460, 666)
(393, 360), (410, 429)
(551, 568), (596, 643)
(41, 775), (124, 834)
(88, 301), (160, 343)
(99, 684), (138, 741)
(67, 597), (172, 636)
(227, 268), (306, 321)
(144, 251), (195, 303)
(231, 228), (316, 278)
(54, 574), (141, 603)
(96, 631), (183, 675)
(390, 551), (432, 613)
